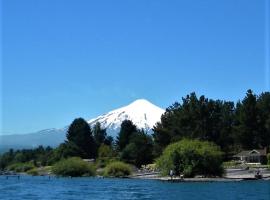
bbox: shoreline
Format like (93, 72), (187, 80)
(2, 173), (270, 182)
(129, 168), (270, 182)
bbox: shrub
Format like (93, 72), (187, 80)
(98, 144), (114, 158)
(156, 139), (224, 178)
(27, 168), (39, 176)
(267, 153), (270, 166)
(52, 157), (95, 177)
(104, 161), (131, 177)
(27, 166), (52, 176)
(7, 162), (35, 172)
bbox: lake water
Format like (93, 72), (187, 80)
(0, 176), (269, 200)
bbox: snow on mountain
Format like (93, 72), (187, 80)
(0, 99), (165, 151)
(87, 99), (165, 137)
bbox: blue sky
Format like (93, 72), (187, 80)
(1, 0), (270, 135)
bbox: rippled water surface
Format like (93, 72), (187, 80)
(0, 176), (269, 200)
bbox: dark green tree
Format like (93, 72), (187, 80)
(234, 90), (260, 149)
(93, 122), (113, 147)
(121, 130), (154, 167)
(66, 118), (97, 158)
(93, 122), (107, 147)
(116, 120), (137, 151)
(256, 92), (270, 147)
(153, 92), (235, 156)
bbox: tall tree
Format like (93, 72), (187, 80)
(121, 130), (154, 167)
(153, 92), (235, 156)
(93, 122), (107, 147)
(66, 118), (97, 158)
(234, 90), (260, 149)
(256, 92), (270, 147)
(116, 120), (137, 151)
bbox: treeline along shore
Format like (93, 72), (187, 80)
(1, 90), (270, 180)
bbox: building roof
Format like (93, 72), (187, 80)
(234, 149), (267, 157)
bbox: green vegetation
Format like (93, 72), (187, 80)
(7, 162), (35, 173)
(222, 161), (241, 169)
(52, 157), (95, 177)
(1, 90), (269, 178)
(104, 161), (131, 177)
(115, 120), (154, 167)
(267, 153), (270, 166)
(156, 139), (224, 177)
(27, 166), (52, 176)
(96, 144), (116, 168)
(66, 118), (97, 159)
(116, 120), (137, 151)
(93, 122), (113, 148)
(0, 146), (54, 170)
(121, 130), (153, 167)
(153, 90), (270, 158)
(27, 168), (39, 176)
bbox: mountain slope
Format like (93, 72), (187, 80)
(88, 99), (164, 137)
(0, 99), (165, 151)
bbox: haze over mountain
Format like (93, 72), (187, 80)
(0, 99), (165, 152)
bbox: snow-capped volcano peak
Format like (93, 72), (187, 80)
(88, 99), (165, 137)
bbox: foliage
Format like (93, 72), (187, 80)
(153, 90), (270, 157)
(267, 153), (270, 166)
(156, 139), (224, 177)
(96, 144), (117, 168)
(98, 144), (115, 158)
(27, 166), (52, 176)
(7, 162), (35, 172)
(27, 168), (39, 176)
(121, 130), (154, 167)
(222, 160), (241, 169)
(116, 120), (137, 151)
(66, 118), (97, 158)
(104, 161), (131, 177)
(93, 122), (106, 146)
(0, 146), (54, 170)
(52, 157), (95, 177)
(51, 142), (86, 162)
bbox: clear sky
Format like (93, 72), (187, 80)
(1, 0), (270, 135)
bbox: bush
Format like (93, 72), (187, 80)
(267, 153), (270, 166)
(7, 162), (35, 172)
(27, 168), (39, 176)
(52, 157), (95, 177)
(156, 139), (224, 178)
(104, 161), (131, 177)
(98, 144), (114, 158)
(27, 166), (52, 176)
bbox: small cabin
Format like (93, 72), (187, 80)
(233, 149), (267, 164)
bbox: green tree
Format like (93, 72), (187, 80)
(153, 92), (234, 156)
(256, 92), (270, 147)
(116, 120), (137, 151)
(121, 130), (154, 167)
(234, 90), (260, 149)
(66, 118), (97, 158)
(93, 122), (107, 147)
(98, 144), (114, 158)
(93, 122), (113, 147)
(156, 139), (224, 177)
